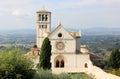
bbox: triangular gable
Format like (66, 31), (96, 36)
(48, 24), (74, 40)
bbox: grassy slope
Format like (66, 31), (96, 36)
(34, 70), (93, 79)
(70, 73), (93, 79)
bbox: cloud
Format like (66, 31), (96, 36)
(74, 0), (96, 6)
(56, 0), (120, 8)
(0, 0), (120, 30)
(52, 0), (97, 8)
(12, 9), (32, 18)
(101, 0), (120, 4)
(0, 13), (2, 16)
(12, 9), (23, 17)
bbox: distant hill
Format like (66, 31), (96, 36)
(81, 27), (120, 36)
(0, 29), (35, 35)
(0, 29), (36, 38)
(0, 27), (119, 56)
(0, 27), (120, 36)
(0, 29), (36, 44)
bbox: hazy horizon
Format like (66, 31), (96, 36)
(0, 26), (120, 31)
(0, 0), (120, 30)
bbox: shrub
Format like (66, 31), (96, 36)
(0, 48), (35, 79)
(107, 49), (120, 69)
(33, 69), (53, 79)
(108, 68), (120, 76)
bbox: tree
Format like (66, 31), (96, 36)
(107, 48), (120, 69)
(39, 37), (51, 69)
(0, 48), (35, 79)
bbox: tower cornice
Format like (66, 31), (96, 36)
(37, 10), (51, 13)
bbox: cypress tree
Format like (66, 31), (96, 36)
(108, 49), (120, 69)
(39, 37), (51, 69)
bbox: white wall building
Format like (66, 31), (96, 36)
(27, 9), (120, 79)
(36, 9), (92, 74)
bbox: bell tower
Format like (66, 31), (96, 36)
(36, 9), (51, 49)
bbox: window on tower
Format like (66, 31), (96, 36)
(45, 25), (47, 29)
(39, 14), (41, 21)
(42, 14), (44, 21)
(39, 25), (42, 28)
(42, 25), (44, 28)
(45, 14), (48, 21)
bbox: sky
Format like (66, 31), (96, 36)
(0, 0), (120, 30)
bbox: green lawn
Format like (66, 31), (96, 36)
(33, 70), (93, 79)
(70, 73), (93, 79)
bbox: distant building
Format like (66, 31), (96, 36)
(25, 45), (39, 69)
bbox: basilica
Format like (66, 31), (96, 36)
(26, 9), (120, 79)
(26, 9), (106, 74)
(33, 9), (94, 73)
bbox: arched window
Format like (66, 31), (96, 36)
(42, 14), (44, 21)
(45, 25), (47, 29)
(56, 60), (59, 67)
(61, 60), (64, 67)
(85, 63), (88, 68)
(42, 25), (44, 28)
(39, 25), (41, 28)
(54, 55), (65, 68)
(45, 14), (48, 21)
(39, 14), (41, 21)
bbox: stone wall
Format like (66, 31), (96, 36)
(87, 66), (120, 79)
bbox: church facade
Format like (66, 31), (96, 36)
(36, 9), (92, 73)
(26, 9), (120, 79)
